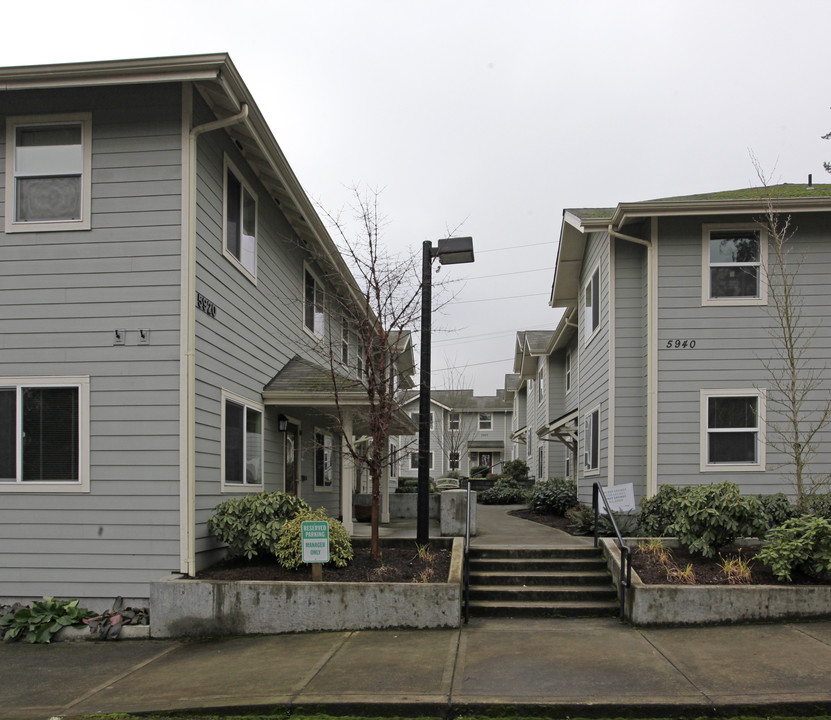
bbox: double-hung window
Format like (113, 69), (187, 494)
(538, 446), (544, 478)
(314, 430), (334, 490)
(449, 451), (460, 470)
(565, 351), (572, 393)
(222, 391), (263, 490)
(584, 406), (599, 473)
(0, 378), (89, 491)
(478, 413), (492, 431)
(449, 412), (460, 431)
(224, 157), (257, 280)
(585, 266), (600, 342)
(6, 114), (92, 233)
(538, 366), (545, 404)
(703, 225), (767, 305)
(341, 318), (350, 365)
(701, 390), (765, 470)
(410, 411), (434, 429)
(304, 267), (326, 340)
(409, 451), (433, 470)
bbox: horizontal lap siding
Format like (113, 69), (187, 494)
(545, 354), (566, 479)
(0, 83), (184, 606)
(192, 93), (344, 566)
(656, 213), (831, 496)
(613, 240), (647, 502)
(577, 232), (610, 501)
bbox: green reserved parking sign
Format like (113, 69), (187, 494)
(301, 520), (330, 564)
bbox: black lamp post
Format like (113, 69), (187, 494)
(417, 236), (475, 545)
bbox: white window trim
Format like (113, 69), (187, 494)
(313, 428), (335, 492)
(700, 388), (766, 472)
(389, 442), (398, 477)
(302, 263), (326, 343)
(478, 412), (493, 431)
(0, 376), (90, 493)
(222, 155), (258, 284)
(220, 389), (264, 493)
(340, 317), (350, 366)
(584, 264), (601, 345)
(5, 113), (92, 234)
(565, 350), (572, 394)
(409, 451), (434, 471)
(538, 365), (545, 404)
(449, 412), (461, 431)
(584, 405), (600, 476)
(701, 223), (768, 307)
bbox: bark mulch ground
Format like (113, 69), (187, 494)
(194, 546), (452, 584)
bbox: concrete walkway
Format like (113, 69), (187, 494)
(4, 618), (831, 718)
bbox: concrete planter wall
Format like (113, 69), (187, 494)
(354, 492), (440, 519)
(600, 537), (831, 626)
(150, 537), (462, 638)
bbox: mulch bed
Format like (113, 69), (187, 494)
(508, 508), (575, 533)
(194, 546), (452, 584)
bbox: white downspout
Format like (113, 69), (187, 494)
(180, 98), (249, 575)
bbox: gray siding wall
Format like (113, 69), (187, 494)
(613, 239), (648, 502)
(577, 231), (610, 501)
(656, 213), (831, 497)
(545, 351), (567, 479)
(190, 91), (346, 568)
(0, 84), (184, 606)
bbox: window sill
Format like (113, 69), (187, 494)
(0, 481), (90, 493)
(220, 483), (264, 494)
(222, 249), (258, 285)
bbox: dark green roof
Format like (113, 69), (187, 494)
(648, 183), (831, 202)
(566, 207), (615, 221)
(264, 355), (363, 394)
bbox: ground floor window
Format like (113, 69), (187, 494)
(449, 451), (460, 470)
(701, 389), (765, 470)
(538, 446), (544, 478)
(0, 377), (89, 490)
(409, 451), (433, 470)
(222, 390), (263, 490)
(315, 430), (333, 489)
(584, 406), (599, 473)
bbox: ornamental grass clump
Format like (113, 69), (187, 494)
(208, 491), (310, 559)
(274, 508), (354, 569)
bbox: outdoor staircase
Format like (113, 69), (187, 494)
(467, 545), (619, 618)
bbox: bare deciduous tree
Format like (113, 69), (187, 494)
(753, 159), (831, 508)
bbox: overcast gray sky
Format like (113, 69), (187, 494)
(5, 1), (829, 393)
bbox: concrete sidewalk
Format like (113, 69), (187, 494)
(4, 617), (831, 719)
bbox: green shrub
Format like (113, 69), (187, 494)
(469, 465), (488, 478)
(806, 493), (831, 519)
(502, 459), (529, 484)
(529, 478), (578, 516)
(636, 485), (683, 537)
(394, 478), (436, 493)
(666, 482), (763, 558)
(754, 493), (799, 534)
(757, 514), (831, 582)
(566, 503), (636, 537)
(0, 597), (94, 643)
(479, 477), (528, 505)
(274, 508), (354, 569)
(208, 491), (310, 559)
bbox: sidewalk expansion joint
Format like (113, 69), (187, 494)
(637, 628), (715, 706)
(289, 630), (355, 704)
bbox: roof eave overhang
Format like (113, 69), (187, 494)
(550, 218), (589, 308)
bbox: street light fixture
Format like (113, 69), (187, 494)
(417, 236), (475, 545)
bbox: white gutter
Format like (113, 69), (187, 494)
(179, 95), (249, 576)
(609, 226), (652, 248)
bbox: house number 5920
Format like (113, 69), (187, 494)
(665, 339), (696, 349)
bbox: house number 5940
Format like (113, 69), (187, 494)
(666, 339), (696, 349)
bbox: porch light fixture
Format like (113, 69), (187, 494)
(417, 236), (475, 545)
(278, 414), (288, 433)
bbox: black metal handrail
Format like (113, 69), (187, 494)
(463, 479), (472, 624)
(592, 482), (631, 621)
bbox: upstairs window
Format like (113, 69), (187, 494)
(585, 266), (600, 342)
(538, 366), (545, 404)
(409, 411), (434, 430)
(6, 114), (92, 233)
(703, 226), (767, 305)
(479, 413), (493, 431)
(449, 412), (460, 431)
(341, 318), (350, 365)
(224, 158), (257, 280)
(304, 267), (325, 340)
(565, 350), (572, 393)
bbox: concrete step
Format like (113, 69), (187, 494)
(468, 599), (620, 618)
(469, 570), (613, 586)
(470, 584), (618, 603)
(470, 545), (601, 559)
(469, 557), (608, 573)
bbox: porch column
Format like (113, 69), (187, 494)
(381, 450), (391, 524)
(340, 411), (354, 534)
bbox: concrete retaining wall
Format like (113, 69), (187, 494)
(600, 537), (831, 626)
(354, 493), (440, 519)
(150, 537), (463, 638)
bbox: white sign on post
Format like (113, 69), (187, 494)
(301, 520), (330, 563)
(598, 483), (635, 515)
